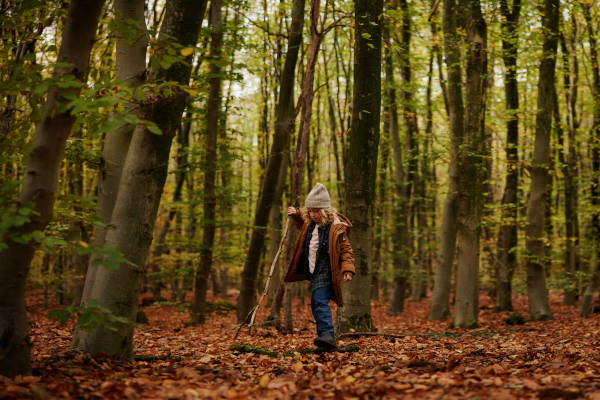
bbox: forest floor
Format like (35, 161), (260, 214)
(1, 290), (600, 399)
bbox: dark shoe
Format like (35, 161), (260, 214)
(314, 332), (336, 350)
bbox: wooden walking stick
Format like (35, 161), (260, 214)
(234, 217), (291, 339)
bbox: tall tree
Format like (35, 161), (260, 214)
(412, 46), (435, 301)
(191, 0), (224, 324)
(382, 21), (407, 315)
(452, 0), (487, 328)
(0, 0), (105, 377)
(495, 0), (521, 312)
(580, 3), (600, 318)
(429, 0), (487, 327)
(524, 0), (558, 321)
(557, 15), (580, 306)
(290, 0), (329, 207)
(428, 0), (463, 321)
(336, 0), (382, 333)
(80, 0), (148, 308)
(236, 0), (305, 323)
(393, 0), (419, 314)
(72, 0), (208, 359)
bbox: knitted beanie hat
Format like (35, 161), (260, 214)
(305, 183), (331, 208)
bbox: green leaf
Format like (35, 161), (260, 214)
(48, 308), (73, 326)
(146, 122), (163, 135)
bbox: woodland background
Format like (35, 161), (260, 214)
(1, 0), (600, 397)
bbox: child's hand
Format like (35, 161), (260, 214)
(287, 206), (298, 217)
(343, 272), (353, 282)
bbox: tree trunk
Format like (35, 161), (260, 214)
(453, 0), (487, 329)
(429, 0), (465, 321)
(524, 0), (558, 321)
(495, 0), (521, 312)
(0, 0), (105, 377)
(80, 0), (148, 305)
(412, 48), (435, 302)
(580, 4), (600, 318)
(390, 0), (419, 314)
(236, 0), (305, 323)
(383, 24), (408, 316)
(558, 18), (580, 306)
(290, 0), (324, 206)
(191, 0), (224, 324)
(336, 0), (382, 334)
(72, 0), (208, 359)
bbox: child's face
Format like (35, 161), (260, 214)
(308, 208), (322, 223)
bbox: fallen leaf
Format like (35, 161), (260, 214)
(259, 374), (270, 387)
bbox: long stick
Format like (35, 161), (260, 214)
(234, 218), (291, 339)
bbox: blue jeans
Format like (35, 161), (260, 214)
(311, 285), (334, 337)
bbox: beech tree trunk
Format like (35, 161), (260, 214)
(383, 25), (408, 316)
(80, 0), (148, 305)
(429, 0), (487, 327)
(236, 0), (305, 323)
(557, 21), (580, 306)
(429, 0), (464, 321)
(412, 48), (435, 302)
(191, 0), (224, 324)
(0, 0), (105, 377)
(336, 0), (382, 334)
(453, 0), (488, 329)
(495, 0), (521, 312)
(388, 0), (417, 316)
(524, 0), (558, 321)
(290, 0), (324, 206)
(581, 4), (600, 318)
(72, 0), (208, 359)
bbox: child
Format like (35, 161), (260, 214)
(284, 183), (355, 350)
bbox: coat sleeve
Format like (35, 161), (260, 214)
(290, 210), (305, 229)
(339, 231), (355, 275)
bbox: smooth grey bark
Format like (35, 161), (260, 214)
(412, 48), (435, 302)
(428, 0), (464, 321)
(524, 0), (558, 321)
(290, 0), (325, 206)
(191, 0), (224, 324)
(495, 0), (521, 312)
(0, 0), (105, 377)
(72, 0), (208, 359)
(557, 22), (580, 306)
(389, 0), (419, 315)
(453, 0), (487, 328)
(336, 0), (382, 333)
(237, 0), (305, 323)
(80, 0), (148, 304)
(581, 3), (600, 317)
(429, 0), (487, 327)
(383, 25), (408, 316)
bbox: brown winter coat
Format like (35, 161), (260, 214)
(283, 211), (355, 307)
